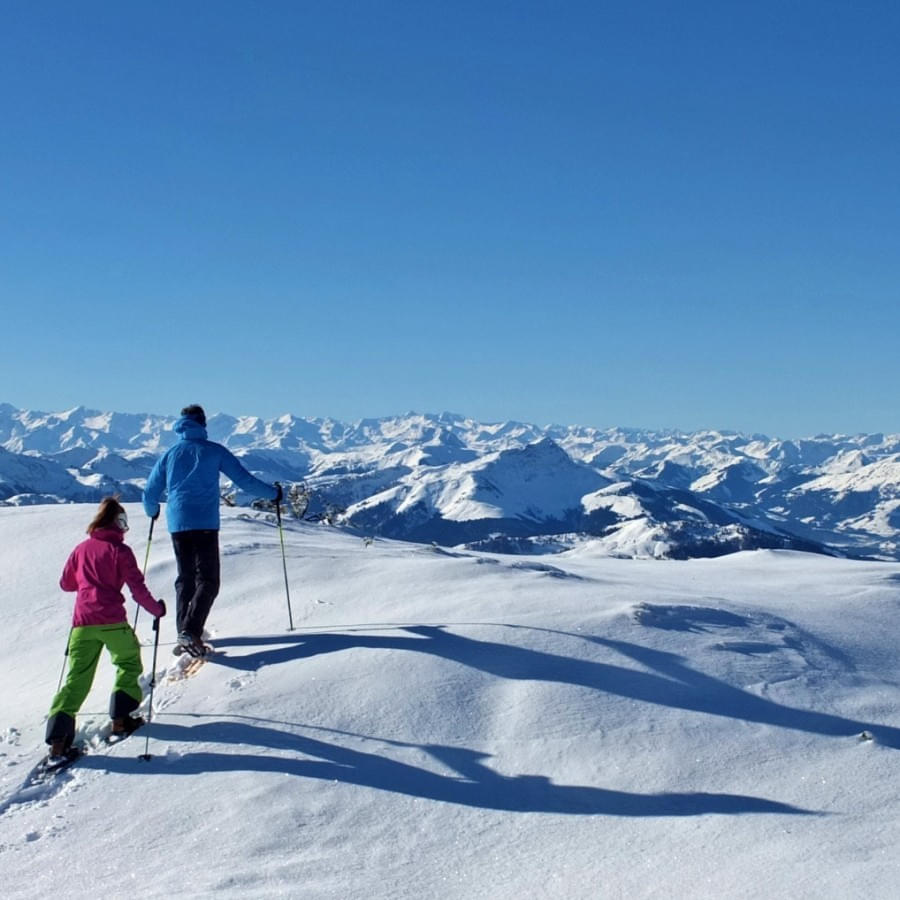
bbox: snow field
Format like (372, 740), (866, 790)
(1, 505), (900, 898)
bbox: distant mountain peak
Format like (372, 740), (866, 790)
(1, 403), (898, 559)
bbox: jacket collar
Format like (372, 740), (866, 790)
(91, 527), (125, 544)
(174, 416), (208, 441)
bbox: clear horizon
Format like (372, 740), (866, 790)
(1, 398), (896, 442)
(3, 3), (899, 437)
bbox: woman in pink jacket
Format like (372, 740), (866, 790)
(45, 497), (166, 758)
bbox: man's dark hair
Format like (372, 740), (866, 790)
(181, 404), (207, 427)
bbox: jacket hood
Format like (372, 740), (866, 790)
(174, 416), (209, 441)
(91, 527), (125, 544)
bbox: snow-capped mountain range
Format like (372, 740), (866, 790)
(2, 403), (899, 560)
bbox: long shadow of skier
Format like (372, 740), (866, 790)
(83, 719), (813, 817)
(209, 626), (900, 748)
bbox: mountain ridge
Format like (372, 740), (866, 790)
(2, 404), (898, 560)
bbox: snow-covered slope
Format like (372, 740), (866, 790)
(2, 404), (899, 559)
(2, 505), (900, 898)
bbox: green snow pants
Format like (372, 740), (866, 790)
(45, 623), (144, 747)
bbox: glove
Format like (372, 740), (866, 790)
(152, 510), (160, 522)
(157, 599), (167, 618)
(274, 482), (283, 503)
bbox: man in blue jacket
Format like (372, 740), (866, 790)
(142, 404), (281, 657)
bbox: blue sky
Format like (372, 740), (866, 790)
(2, 1), (898, 438)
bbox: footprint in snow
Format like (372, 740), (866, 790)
(228, 673), (256, 692)
(1, 727), (21, 747)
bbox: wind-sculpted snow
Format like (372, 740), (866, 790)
(2, 506), (900, 897)
(2, 404), (899, 558)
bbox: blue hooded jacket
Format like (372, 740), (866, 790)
(142, 416), (278, 533)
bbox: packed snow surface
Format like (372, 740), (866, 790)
(2, 505), (900, 898)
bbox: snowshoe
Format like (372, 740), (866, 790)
(174, 632), (212, 658)
(36, 745), (83, 780)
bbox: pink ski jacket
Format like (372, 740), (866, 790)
(60, 528), (164, 627)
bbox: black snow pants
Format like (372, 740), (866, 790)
(171, 529), (220, 639)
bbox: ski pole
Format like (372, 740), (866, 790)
(138, 612), (162, 761)
(132, 516), (156, 631)
(56, 628), (73, 694)
(275, 488), (295, 631)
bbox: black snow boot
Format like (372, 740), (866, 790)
(111, 715), (145, 738)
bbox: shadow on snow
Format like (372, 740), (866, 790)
(207, 626), (900, 748)
(84, 718), (812, 817)
(79, 620), (900, 816)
